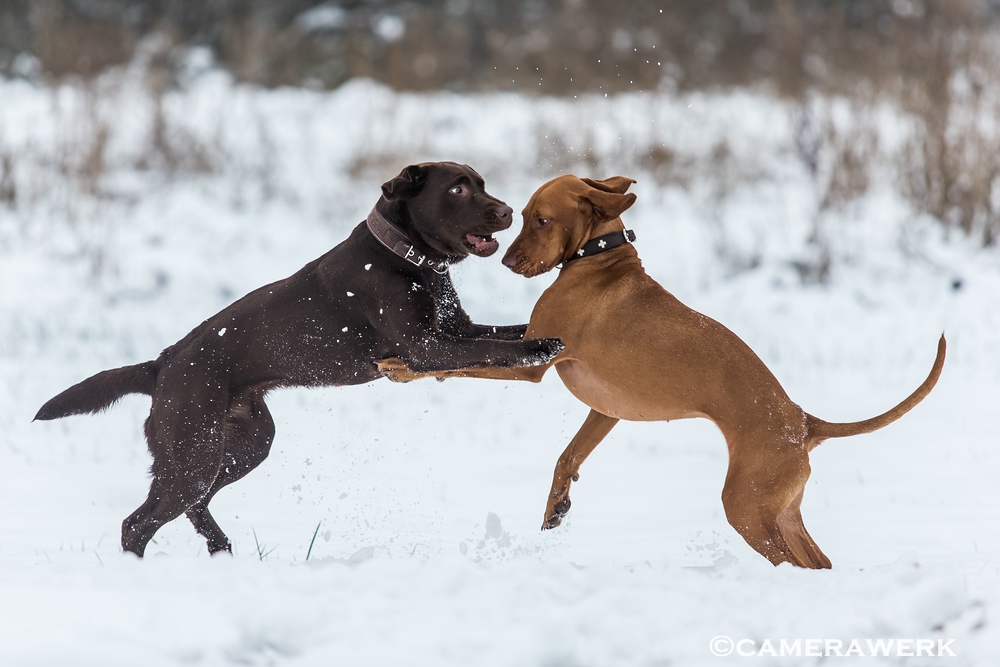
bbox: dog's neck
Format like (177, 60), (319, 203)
(562, 216), (633, 265)
(588, 216), (627, 241)
(366, 203), (451, 274)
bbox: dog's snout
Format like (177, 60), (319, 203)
(498, 205), (513, 221)
(502, 249), (519, 269)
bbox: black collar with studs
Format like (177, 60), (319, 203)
(366, 207), (450, 274)
(564, 229), (637, 264)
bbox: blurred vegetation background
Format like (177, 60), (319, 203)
(2, 0), (997, 96)
(2, 0), (1000, 246)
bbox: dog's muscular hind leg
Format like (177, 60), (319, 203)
(721, 448), (831, 569)
(186, 392), (276, 555)
(121, 476), (168, 557)
(122, 379), (228, 557)
(542, 410), (619, 530)
(775, 490), (831, 569)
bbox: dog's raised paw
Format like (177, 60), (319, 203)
(541, 496), (572, 530)
(525, 337), (565, 365)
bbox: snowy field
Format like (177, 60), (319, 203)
(1, 63), (999, 665)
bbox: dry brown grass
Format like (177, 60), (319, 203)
(26, 0), (133, 80)
(819, 113), (879, 213)
(5, 2), (993, 94)
(897, 33), (1000, 245)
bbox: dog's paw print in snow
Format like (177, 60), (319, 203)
(459, 511), (547, 563)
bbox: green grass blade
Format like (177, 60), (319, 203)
(306, 521), (321, 561)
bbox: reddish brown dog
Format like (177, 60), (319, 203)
(379, 174), (945, 569)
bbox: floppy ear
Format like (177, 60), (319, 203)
(580, 186), (637, 221)
(381, 164), (428, 201)
(580, 176), (636, 195)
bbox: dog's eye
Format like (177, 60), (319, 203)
(536, 217), (551, 227)
(449, 185), (464, 195)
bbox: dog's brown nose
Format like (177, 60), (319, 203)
(502, 249), (519, 269)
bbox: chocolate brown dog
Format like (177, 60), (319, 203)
(379, 174), (945, 569)
(35, 162), (563, 557)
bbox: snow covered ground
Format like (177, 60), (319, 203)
(1, 65), (999, 665)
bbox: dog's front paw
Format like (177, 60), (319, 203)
(376, 357), (420, 383)
(541, 496), (571, 530)
(524, 337), (565, 366)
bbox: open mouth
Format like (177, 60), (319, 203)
(464, 233), (499, 257)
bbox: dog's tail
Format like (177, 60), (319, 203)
(806, 334), (945, 442)
(34, 361), (158, 421)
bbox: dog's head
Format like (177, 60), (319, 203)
(502, 175), (636, 277)
(379, 162), (513, 260)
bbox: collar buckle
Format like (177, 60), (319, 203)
(397, 242), (426, 267)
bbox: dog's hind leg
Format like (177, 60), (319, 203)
(721, 444), (831, 569)
(542, 409), (619, 530)
(122, 378), (229, 557)
(186, 391), (275, 555)
(774, 489), (831, 569)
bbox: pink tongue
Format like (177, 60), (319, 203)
(466, 233), (489, 251)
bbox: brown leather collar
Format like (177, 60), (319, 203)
(365, 207), (450, 274)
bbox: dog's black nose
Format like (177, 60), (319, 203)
(497, 205), (513, 223)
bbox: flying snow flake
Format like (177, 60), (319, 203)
(364, 264), (372, 271)
(342, 327), (348, 332)
(346, 292), (354, 297)
(218, 327), (227, 336)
